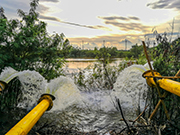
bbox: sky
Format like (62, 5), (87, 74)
(1, 0), (180, 50)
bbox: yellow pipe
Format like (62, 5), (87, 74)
(6, 94), (55, 135)
(143, 70), (180, 97)
(158, 79), (180, 97)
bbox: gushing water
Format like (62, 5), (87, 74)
(47, 76), (82, 111)
(112, 65), (148, 119)
(0, 67), (47, 110)
(0, 67), (18, 83)
(0, 64), (149, 133)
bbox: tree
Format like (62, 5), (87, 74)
(153, 37), (180, 76)
(130, 44), (143, 59)
(68, 47), (80, 58)
(0, 0), (68, 81)
(95, 47), (113, 89)
(59, 39), (72, 58)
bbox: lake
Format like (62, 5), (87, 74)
(64, 58), (123, 69)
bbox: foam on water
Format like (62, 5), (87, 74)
(47, 76), (82, 111)
(17, 70), (47, 110)
(111, 64), (148, 119)
(80, 90), (113, 111)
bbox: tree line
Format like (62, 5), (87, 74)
(64, 44), (144, 59)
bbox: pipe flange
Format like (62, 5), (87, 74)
(38, 94), (55, 111)
(142, 70), (161, 87)
(142, 70), (159, 78)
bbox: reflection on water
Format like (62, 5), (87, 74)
(64, 58), (123, 69)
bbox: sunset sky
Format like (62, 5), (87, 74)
(1, 0), (180, 49)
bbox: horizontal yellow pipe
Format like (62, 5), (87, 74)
(143, 70), (180, 97)
(158, 79), (180, 97)
(6, 94), (53, 135)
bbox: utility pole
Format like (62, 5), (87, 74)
(82, 40), (84, 50)
(125, 39), (127, 50)
(103, 40), (105, 47)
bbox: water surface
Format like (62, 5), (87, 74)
(64, 58), (123, 69)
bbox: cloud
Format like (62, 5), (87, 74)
(38, 4), (50, 14)
(39, 15), (59, 21)
(99, 16), (129, 21)
(128, 16), (140, 21)
(62, 21), (111, 31)
(39, 0), (59, 3)
(39, 15), (111, 31)
(147, 0), (180, 10)
(98, 15), (149, 32)
(104, 21), (150, 32)
(1, 0), (29, 12)
(1, 0), (54, 17)
(98, 15), (140, 21)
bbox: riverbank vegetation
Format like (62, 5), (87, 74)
(145, 34), (180, 135)
(66, 44), (144, 59)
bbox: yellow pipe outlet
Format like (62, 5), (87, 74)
(142, 70), (161, 87)
(6, 94), (55, 135)
(143, 70), (180, 97)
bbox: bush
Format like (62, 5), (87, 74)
(0, 0), (70, 81)
(145, 36), (180, 134)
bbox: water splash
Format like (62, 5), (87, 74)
(80, 90), (114, 111)
(0, 64), (149, 133)
(0, 67), (18, 83)
(111, 64), (148, 119)
(0, 67), (82, 111)
(0, 67), (47, 110)
(17, 70), (47, 110)
(47, 76), (82, 111)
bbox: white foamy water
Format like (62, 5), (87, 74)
(0, 67), (18, 83)
(79, 65), (149, 118)
(0, 64), (149, 133)
(47, 76), (82, 111)
(112, 65), (148, 119)
(17, 70), (47, 110)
